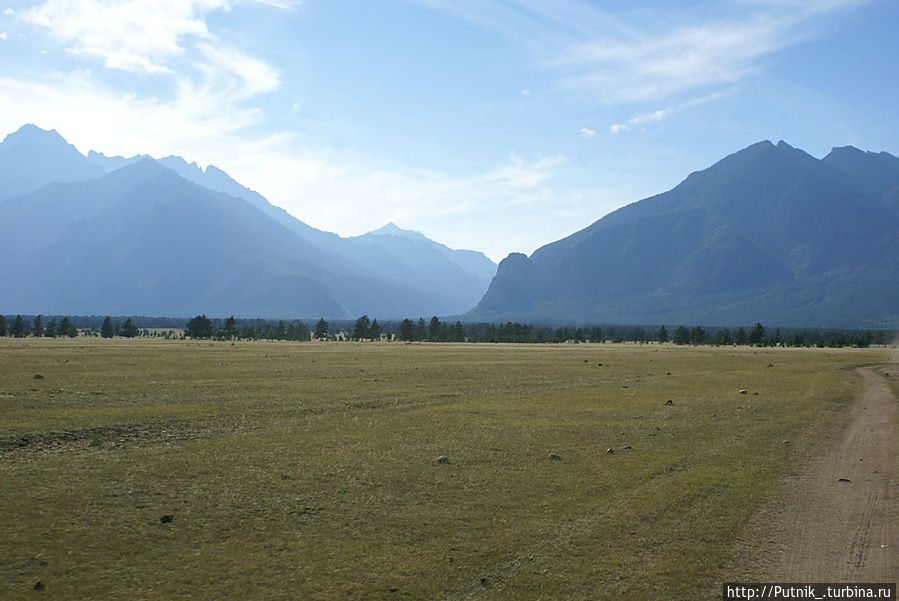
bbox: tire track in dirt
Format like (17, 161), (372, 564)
(732, 365), (897, 581)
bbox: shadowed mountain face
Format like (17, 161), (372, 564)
(0, 125), (496, 318)
(472, 140), (899, 328)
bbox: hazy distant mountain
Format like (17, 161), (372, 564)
(0, 159), (466, 317)
(346, 223), (496, 310)
(0, 125), (496, 318)
(472, 140), (899, 328)
(363, 223), (496, 281)
(0, 124), (103, 201)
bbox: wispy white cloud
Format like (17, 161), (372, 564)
(15, 0), (292, 146)
(554, 0), (866, 104)
(22, 0), (291, 81)
(0, 32), (6, 40)
(0, 69), (576, 261)
(579, 127), (595, 138)
(610, 91), (727, 134)
(417, 0), (868, 109)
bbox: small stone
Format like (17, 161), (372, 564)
(548, 453), (561, 460)
(34, 374), (44, 380)
(33, 581), (45, 591)
(160, 514), (174, 523)
(389, 587), (399, 592)
(783, 440), (790, 445)
(739, 389), (748, 394)
(606, 448), (614, 454)
(664, 399), (674, 406)
(622, 445), (632, 450)
(437, 455), (450, 464)
(752, 392), (759, 396)
(837, 478), (851, 483)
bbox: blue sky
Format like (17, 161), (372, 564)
(1, 0), (897, 261)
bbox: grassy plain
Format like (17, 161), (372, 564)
(0, 338), (887, 600)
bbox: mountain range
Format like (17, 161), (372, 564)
(3, 124), (896, 327)
(0, 125), (495, 318)
(471, 140), (899, 328)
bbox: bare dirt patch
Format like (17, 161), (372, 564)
(732, 365), (897, 581)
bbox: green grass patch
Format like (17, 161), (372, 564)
(0, 339), (887, 600)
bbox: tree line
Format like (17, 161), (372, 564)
(311, 315), (892, 348)
(0, 313), (894, 348)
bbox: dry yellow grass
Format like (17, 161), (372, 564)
(0, 338), (887, 600)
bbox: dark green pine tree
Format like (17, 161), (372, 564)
(101, 317), (115, 338)
(223, 316), (238, 340)
(588, 326), (603, 343)
(32, 315), (44, 337)
(690, 325), (706, 345)
(58, 317), (78, 338)
(352, 315), (371, 340)
(314, 318), (329, 340)
(747, 322), (766, 346)
(734, 327), (748, 345)
(399, 318), (414, 341)
(11, 315), (26, 338)
(0, 315), (6, 337)
(657, 325), (669, 343)
(44, 318), (58, 338)
(369, 319), (381, 341)
(121, 318), (139, 338)
(428, 316), (441, 340)
(414, 318), (427, 341)
(185, 315), (213, 339)
(672, 325), (690, 345)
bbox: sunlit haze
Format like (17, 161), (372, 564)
(1, 0), (896, 260)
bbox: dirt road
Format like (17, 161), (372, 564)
(733, 364), (897, 581)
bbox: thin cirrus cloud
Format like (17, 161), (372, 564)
(609, 91), (725, 134)
(552, 0), (867, 105)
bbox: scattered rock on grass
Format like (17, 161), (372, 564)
(838, 478), (851, 483)
(664, 399), (674, 406)
(33, 581), (45, 591)
(160, 514), (174, 523)
(606, 448), (614, 454)
(33, 374), (44, 380)
(548, 453), (561, 460)
(739, 389), (748, 394)
(437, 455), (450, 464)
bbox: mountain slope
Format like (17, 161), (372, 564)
(0, 160), (459, 318)
(472, 141), (899, 328)
(347, 223), (496, 310)
(2, 125), (496, 317)
(85, 145), (496, 314)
